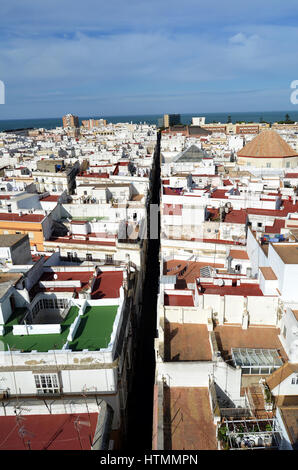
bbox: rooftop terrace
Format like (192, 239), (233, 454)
(68, 305), (118, 351)
(0, 303), (119, 353)
(0, 412), (99, 450)
(0, 306), (79, 353)
(164, 323), (212, 362)
(213, 325), (287, 364)
(163, 386), (217, 450)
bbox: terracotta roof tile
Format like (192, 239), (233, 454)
(238, 130), (298, 158)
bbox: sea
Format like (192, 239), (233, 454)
(1, 111), (298, 132)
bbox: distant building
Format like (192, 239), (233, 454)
(192, 117), (206, 126)
(82, 118), (107, 129)
(162, 124), (211, 138)
(237, 129), (298, 169)
(236, 124), (260, 135)
(62, 114), (79, 128)
(163, 114), (181, 128)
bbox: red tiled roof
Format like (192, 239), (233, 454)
(247, 200), (298, 217)
(34, 270), (123, 298)
(199, 282), (263, 296)
(164, 260), (224, 284)
(0, 413), (98, 450)
(224, 209), (247, 224)
(0, 212), (45, 223)
(163, 187), (183, 196)
(201, 238), (245, 245)
(91, 270), (123, 298)
(40, 195), (60, 202)
(265, 219), (285, 234)
(285, 173), (298, 178)
(210, 189), (228, 199)
(164, 293), (194, 307)
(206, 207), (219, 220)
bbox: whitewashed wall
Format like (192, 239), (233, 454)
(157, 361), (242, 401)
(271, 372), (298, 396)
(247, 227), (269, 276)
(279, 308), (298, 363)
(247, 296), (278, 325)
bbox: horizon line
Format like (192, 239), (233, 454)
(1, 109), (298, 123)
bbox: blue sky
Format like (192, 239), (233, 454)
(1, 0), (298, 118)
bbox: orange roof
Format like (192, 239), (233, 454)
(164, 387), (217, 450)
(213, 325), (287, 362)
(259, 266), (277, 280)
(266, 363), (298, 392)
(229, 249), (249, 260)
(238, 130), (298, 158)
(164, 323), (212, 361)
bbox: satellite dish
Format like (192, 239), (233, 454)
(218, 279), (224, 287)
(53, 274), (58, 280)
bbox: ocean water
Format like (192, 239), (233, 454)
(1, 111), (298, 132)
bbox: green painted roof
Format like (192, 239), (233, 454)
(0, 306), (79, 353)
(4, 308), (28, 327)
(68, 305), (118, 351)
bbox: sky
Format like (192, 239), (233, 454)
(1, 0), (298, 119)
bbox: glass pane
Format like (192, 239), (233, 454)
(52, 375), (58, 387)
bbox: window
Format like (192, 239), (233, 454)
(286, 161), (290, 168)
(105, 254), (113, 264)
(291, 375), (298, 385)
(34, 374), (60, 394)
(86, 253), (92, 261)
(266, 163), (271, 168)
(283, 326), (287, 338)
